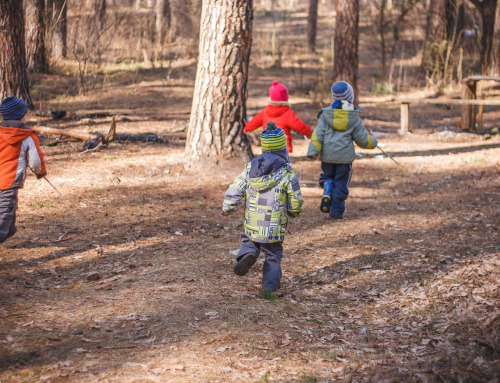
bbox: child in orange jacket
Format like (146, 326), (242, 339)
(0, 97), (46, 243)
(244, 81), (311, 153)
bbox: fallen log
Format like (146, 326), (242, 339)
(33, 126), (98, 141)
(34, 117), (117, 153)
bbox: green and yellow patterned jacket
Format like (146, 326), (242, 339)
(307, 102), (378, 163)
(222, 152), (304, 243)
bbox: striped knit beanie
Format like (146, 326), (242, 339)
(0, 97), (29, 121)
(331, 81), (354, 104)
(261, 122), (287, 152)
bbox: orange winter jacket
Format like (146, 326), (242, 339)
(244, 103), (312, 153)
(0, 121), (46, 190)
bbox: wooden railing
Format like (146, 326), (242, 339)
(398, 76), (500, 134)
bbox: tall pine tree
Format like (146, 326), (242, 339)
(186, 0), (253, 161)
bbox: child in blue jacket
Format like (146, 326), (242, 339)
(308, 81), (378, 219)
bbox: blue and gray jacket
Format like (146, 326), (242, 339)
(307, 101), (378, 164)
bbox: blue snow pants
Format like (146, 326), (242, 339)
(237, 234), (283, 291)
(0, 189), (18, 243)
(319, 163), (353, 219)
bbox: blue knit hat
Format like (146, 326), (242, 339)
(0, 97), (29, 121)
(261, 122), (287, 152)
(331, 81), (354, 104)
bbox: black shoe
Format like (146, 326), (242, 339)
(234, 253), (258, 276)
(0, 227), (16, 244)
(7, 226), (17, 239)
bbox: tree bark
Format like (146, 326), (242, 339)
(471, 0), (498, 75)
(489, 0), (500, 76)
(378, 0), (387, 81)
(93, 0), (106, 33)
(333, 0), (359, 105)
(25, 0), (47, 73)
(421, 0), (448, 70)
(186, 0), (253, 161)
(155, 0), (171, 62)
(0, 0), (32, 106)
(307, 0), (319, 52)
(47, 0), (67, 59)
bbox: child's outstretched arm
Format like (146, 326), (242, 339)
(243, 110), (265, 133)
(307, 111), (327, 159)
(288, 110), (312, 138)
(285, 170), (304, 218)
(222, 164), (249, 215)
(352, 118), (378, 149)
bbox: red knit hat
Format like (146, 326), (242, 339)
(269, 81), (289, 102)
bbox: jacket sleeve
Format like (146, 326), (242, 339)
(287, 110), (312, 137)
(26, 133), (47, 176)
(286, 170), (304, 218)
(222, 164), (249, 214)
(244, 110), (265, 132)
(352, 117), (378, 149)
(307, 112), (326, 157)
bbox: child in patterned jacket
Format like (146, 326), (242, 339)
(0, 97), (47, 243)
(222, 122), (304, 294)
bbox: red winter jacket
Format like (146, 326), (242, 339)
(244, 103), (312, 153)
(0, 121), (46, 190)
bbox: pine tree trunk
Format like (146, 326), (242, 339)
(472, 0), (498, 74)
(94, 0), (106, 33)
(155, 0), (171, 62)
(333, 0), (359, 105)
(48, 0), (67, 59)
(0, 0), (32, 106)
(307, 0), (319, 52)
(25, 0), (47, 73)
(186, 0), (253, 161)
(489, 0), (500, 76)
(421, 0), (448, 70)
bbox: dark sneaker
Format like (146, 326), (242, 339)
(0, 226), (17, 244)
(259, 288), (280, 301)
(234, 253), (258, 276)
(7, 226), (17, 239)
(320, 195), (331, 213)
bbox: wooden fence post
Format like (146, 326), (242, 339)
(461, 80), (476, 131)
(400, 102), (409, 135)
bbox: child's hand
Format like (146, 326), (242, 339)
(221, 211), (230, 216)
(36, 172), (47, 179)
(308, 155), (318, 160)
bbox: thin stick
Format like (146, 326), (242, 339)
(43, 177), (64, 198)
(378, 147), (403, 167)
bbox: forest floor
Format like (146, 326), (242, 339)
(1, 3), (500, 378)
(0, 62), (499, 383)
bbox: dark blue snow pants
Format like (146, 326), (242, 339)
(319, 163), (353, 219)
(0, 189), (18, 243)
(237, 234), (283, 291)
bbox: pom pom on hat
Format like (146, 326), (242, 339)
(331, 81), (354, 104)
(261, 122), (287, 152)
(0, 97), (28, 121)
(269, 81), (289, 102)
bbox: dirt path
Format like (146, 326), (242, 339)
(1, 117), (499, 382)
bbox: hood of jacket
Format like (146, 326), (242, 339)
(0, 120), (33, 145)
(320, 107), (361, 131)
(248, 151), (289, 191)
(265, 104), (291, 118)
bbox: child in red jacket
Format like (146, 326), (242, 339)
(0, 97), (47, 243)
(244, 81), (311, 153)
